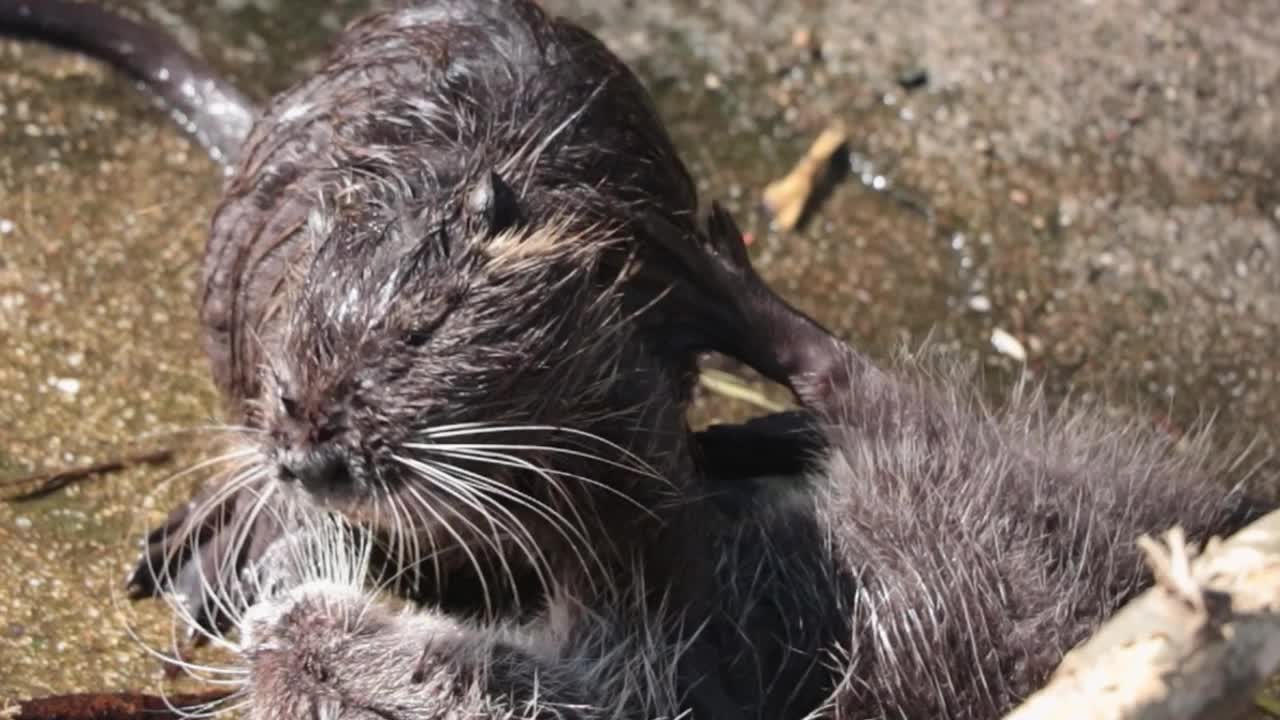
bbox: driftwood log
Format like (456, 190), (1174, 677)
(1004, 508), (1280, 720)
(761, 122), (849, 231)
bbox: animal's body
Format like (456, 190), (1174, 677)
(227, 350), (1264, 720)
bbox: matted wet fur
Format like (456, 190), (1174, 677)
(805, 349), (1265, 718)
(176, 511), (699, 720)
(0, 0), (845, 630)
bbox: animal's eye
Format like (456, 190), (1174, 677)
(404, 311), (451, 348)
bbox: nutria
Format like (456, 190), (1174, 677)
(2, 0), (843, 626)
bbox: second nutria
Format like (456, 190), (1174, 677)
(0, 0), (254, 164)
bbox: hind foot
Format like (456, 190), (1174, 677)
(642, 202), (862, 413)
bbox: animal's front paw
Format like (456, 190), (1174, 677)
(237, 582), (595, 720)
(238, 581), (426, 720)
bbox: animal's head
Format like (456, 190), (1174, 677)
(244, 168), (695, 573)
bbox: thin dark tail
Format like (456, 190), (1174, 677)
(0, 0), (257, 167)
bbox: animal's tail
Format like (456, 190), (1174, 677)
(0, 0), (257, 166)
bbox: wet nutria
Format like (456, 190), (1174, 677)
(2, 0), (843, 625)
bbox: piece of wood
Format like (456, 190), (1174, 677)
(1003, 509), (1280, 720)
(0, 449), (174, 502)
(2, 689), (234, 720)
(761, 122), (849, 231)
(698, 368), (789, 412)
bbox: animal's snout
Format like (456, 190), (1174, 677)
(278, 446), (351, 494)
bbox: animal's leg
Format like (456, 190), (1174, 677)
(642, 203), (864, 412)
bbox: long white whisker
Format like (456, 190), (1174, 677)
(392, 472), (496, 616)
(409, 439), (664, 487)
(146, 474), (262, 655)
(415, 424), (665, 483)
(185, 475), (277, 641)
(426, 445), (594, 532)
(405, 456), (559, 599)
(425, 455), (605, 585)
(143, 454), (264, 591)
(395, 457), (526, 609)
(424, 444), (661, 519)
(158, 688), (248, 720)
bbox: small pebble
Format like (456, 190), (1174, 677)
(0, 218), (14, 234)
(990, 328), (1028, 362)
(49, 376), (81, 396)
(791, 28), (813, 50)
(897, 66), (929, 90)
(968, 295), (993, 313)
(15, 516), (32, 530)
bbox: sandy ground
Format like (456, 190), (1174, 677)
(1, 0), (1278, 711)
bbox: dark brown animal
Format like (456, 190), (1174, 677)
(0, 0), (253, 165)
(2, 0), (841, 627)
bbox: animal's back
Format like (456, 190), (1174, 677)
(803, 355), (1266, 718)
(200, 0), (700, 412)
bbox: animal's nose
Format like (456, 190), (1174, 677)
(278, 447), (350, 494)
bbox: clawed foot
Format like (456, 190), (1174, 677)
(640, 201), (859, 416)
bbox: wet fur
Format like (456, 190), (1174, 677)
(204, 513), (697, 720)
(808, 351), (1263, 718)
(113, 0), (834, 639)
(198, 0), (705, 416)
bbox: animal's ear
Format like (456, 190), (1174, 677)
(466, 170), (522, 234)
